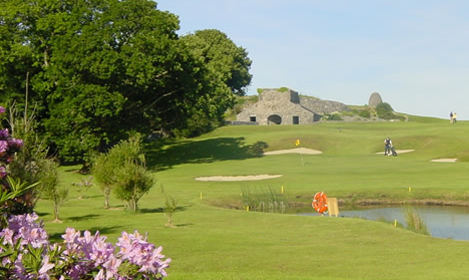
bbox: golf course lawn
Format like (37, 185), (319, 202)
(35, 120), (469, 279)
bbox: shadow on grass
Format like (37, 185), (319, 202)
(146, 137), (268, 170)
(140, 206), (188, 214)
(173, 223), (194, 227)
(66, 214), (100, 222)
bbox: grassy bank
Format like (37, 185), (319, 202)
(35, 120), (469, 279)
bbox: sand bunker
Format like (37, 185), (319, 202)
(375, 149), (415, 155)
(195, 174), (283, 182)
(431, 158), (457, 163)
(264, 148), (322, 155)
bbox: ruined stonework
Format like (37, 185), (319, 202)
(300, 98), (350, 115)
(368, 92), (383, 108)
(236, 88), (348, 125)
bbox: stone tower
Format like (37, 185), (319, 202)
(368, 92), (383, 108)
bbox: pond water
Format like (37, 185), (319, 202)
(300, 205), (469, 241)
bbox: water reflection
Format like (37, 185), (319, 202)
(301, 205), (469, 241)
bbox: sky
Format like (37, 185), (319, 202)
(156, 0), (469, 120)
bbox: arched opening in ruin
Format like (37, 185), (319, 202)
(267, 114), (282, 125)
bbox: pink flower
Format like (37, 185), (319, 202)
(102, 255), (122, 279)
(0, 129), (8, 140)
(8, 138), (23, 150)
(0, 106), (5, 114)
(0, 166), (6, 178)
(38, 256), (55, 275)
(0, 140), (7, 155)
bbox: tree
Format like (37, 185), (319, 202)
(92, 153), (116, 208)
(93, 134), (154, 211)
(37, 159), (67, 223)
(0, 0), (252, 165)
(181, 29), (253, 96)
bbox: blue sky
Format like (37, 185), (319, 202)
(156, 0), (469, 120)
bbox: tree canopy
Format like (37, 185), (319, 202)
(0, 0), (252, 164)
(181, 29), (252, 96)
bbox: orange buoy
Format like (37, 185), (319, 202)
(312, 191), (328, 214)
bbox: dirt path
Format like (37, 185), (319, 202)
(375, 149), (415, 155)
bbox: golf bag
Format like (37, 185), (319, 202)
(391, 146), (397, 156)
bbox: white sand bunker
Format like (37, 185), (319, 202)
(375, 149), (415, 155)
(264, 148), (322, 155)
(195, 174), (283, 182)
(431, 158), (458, 163)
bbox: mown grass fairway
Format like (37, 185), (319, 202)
(36, 120), (469, 279)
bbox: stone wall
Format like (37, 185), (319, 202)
(300, 97), (350, 114)
(236, 88), (349, 125)
(259, 88), (300, 104)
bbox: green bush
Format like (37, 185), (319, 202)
(357, 109), (370, 118)
(323, 113), (343, 121)
(376, 102), (395, 119)
(278, 87), (289, 92)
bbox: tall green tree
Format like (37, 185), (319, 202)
(181, 29), (253, 96)
(0, 0), (252, 164)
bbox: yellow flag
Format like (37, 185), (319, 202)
(295, 139), (300, 146)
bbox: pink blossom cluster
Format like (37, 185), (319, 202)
(0, 213), (171, 279)
(0, 128), (23, 163)
(0, 106), (23, 168)
(0, 106), (23, 183)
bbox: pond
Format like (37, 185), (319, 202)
(300, 205), (469, 241)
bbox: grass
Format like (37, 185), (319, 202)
(34, 120), (469, 280)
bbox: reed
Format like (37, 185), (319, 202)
(241, 185), (288, 213)
(403, 206), (429, 235)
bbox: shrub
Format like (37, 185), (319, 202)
(278, 87), (289, 92)
(322, 113), (343, 121)
(0, 213), (171, 279)
(358, 109), (371, 118)
(376, 102), (395, 119)
(93, 133), (155, 211)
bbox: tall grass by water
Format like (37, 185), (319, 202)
(241, 185), (288, 213)
(404, 206), (429, 235)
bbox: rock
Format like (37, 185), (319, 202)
(368, 92), (383, 108)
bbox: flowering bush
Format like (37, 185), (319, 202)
(0, 213), (171, 279)
(0, 105), (29, 216)
(0, 106), (171, 279)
